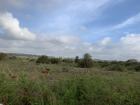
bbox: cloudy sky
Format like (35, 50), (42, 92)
(0, 0), (140, 60)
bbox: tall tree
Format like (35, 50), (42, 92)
(79, 53), (93, 68)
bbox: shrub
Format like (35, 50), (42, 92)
(0, 53), (7, 61)
(98, 61), (110, 68)
(9, 56), (17, 60)
(36, 55), (50, 64)
(105, 64), (125, 72)
(134, 64), (140, 72)
(79, 53), (93, 68)
(50, 57), (62, 64)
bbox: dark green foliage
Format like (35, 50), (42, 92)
(75, 56), (79, 63)
(50, 57), (62, 64)
(134, 65), (140, 71)
(0, 53), (7, 61)
(124, 60), (140, 71)
(36, 56), (62, 64)
(36, 55), (50, 64)
(79, 53), (93, 68)
(62, 58), (74, 63)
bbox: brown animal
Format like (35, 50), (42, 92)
(41, 68), (50, 75)
(41, 70), (48, 74)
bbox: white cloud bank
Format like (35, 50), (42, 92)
(1, 32), (140, 60)
(0, 12), (36, 40)
(121, 34), (140, 52)
(0, 12), (140, 60)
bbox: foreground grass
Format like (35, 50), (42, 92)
(0, 59), (140, 105)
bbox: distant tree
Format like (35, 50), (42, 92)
(75, 56), (79, 63)
(79, 53), (93, 68)
(50, 57), (62, 64)
(127, 59), (138, 63)
(36, 55), (50, 64)
(62, 58), (74, 63)
(0, 53), (7, 61)
(9, 56), (17, 60)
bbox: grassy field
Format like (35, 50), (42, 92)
(0, 57), (140, 105)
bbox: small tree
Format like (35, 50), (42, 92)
(79, 53), (93, 68)
(75, 56), (79, 63)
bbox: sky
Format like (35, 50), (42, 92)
(0, 0), (140, 60)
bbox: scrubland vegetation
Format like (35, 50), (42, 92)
(0, 53), (140, 105)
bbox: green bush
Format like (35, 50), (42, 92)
(105, 64), (125, 72)
(134, 65), (140, 72)
(36, 55), (50, 64)
(97, 61), (110, 68)
(36, 56), (62, 64)
(0, 53), (7, 61)
(50, 57), (62, 64)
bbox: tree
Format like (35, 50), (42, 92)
(79, 53), (93, 68)
(75, 56), (79, 63)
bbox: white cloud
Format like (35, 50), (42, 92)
(54, 36), (80, 45)
(121, 33), (140, 45)
(96, 33), (140, 60)
(38, 0), (112, 32)
(114, 13), (140, 29)
(100, 37), (111, 46)
(121, 33), (140, 51)
(0, 12), (36, 40)
(0, 32), (140, 60)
